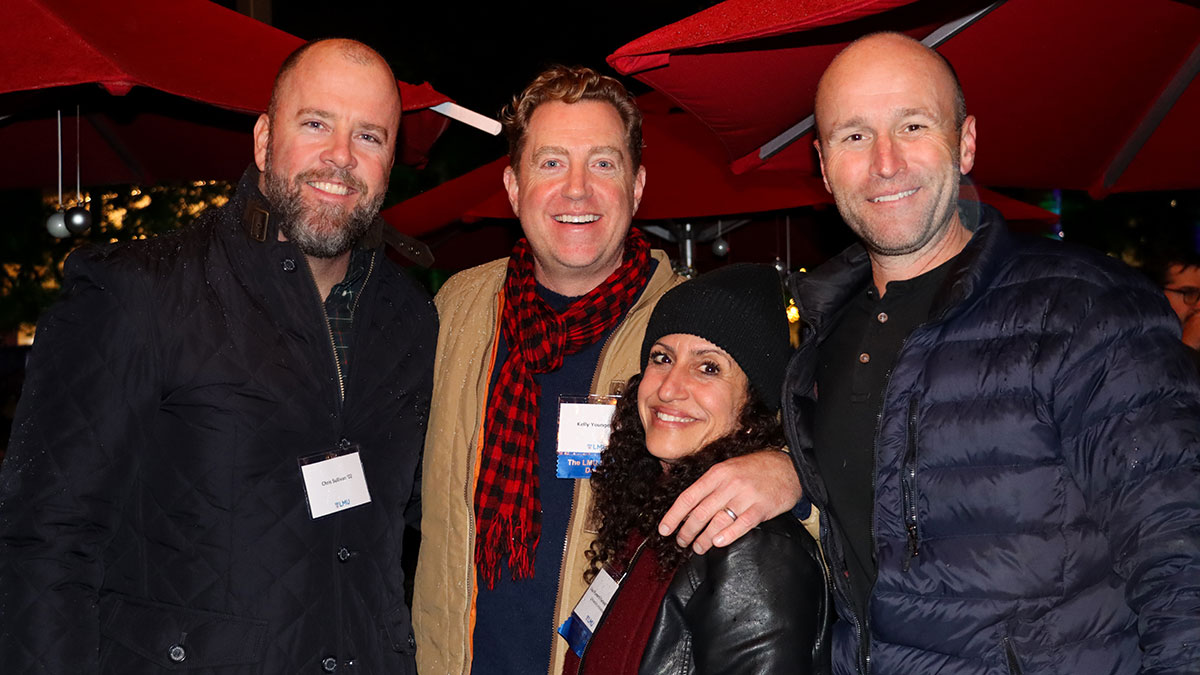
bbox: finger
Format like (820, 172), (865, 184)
(671, 485), (724, 548)
(675, 491), (729, 551)
(709, 502), (767, 549)
(658, 476), (708, 536)
(669, 463), (744, 547)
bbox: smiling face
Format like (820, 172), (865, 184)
(254, 41), (401, 258)
(502, 99), (646, 296)
(637, 333), (749, 466)
(814, 33), (976, 263)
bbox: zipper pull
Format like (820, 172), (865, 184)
(903, 524), (919, 572)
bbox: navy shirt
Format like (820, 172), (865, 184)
(471, 270), (651, 675)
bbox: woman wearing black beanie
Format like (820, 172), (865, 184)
(561, 263), (830, 675)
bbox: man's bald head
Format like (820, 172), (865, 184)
(814, 32), (966, 146)
(254, 38), (402, 260)
(267, 38), (400, 122)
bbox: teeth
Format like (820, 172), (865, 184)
(554, 214), (600, 224)
(656, 411), (696, 423)
(309, 181), (351, 196)
(870, 188), (918, 203)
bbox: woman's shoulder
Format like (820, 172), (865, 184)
(690, 514), (821, 583)
(729, 514), (818, 555)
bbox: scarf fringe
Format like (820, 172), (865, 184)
(475, 516), (542, 590)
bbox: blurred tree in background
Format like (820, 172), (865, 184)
(0, 181), (232, 339)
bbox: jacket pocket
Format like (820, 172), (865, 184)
(901, 396), (921, 572)
(381, 602), (416, 655)
(99, 593), (267, 668)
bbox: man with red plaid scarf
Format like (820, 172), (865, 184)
(413, 66), (806, 675)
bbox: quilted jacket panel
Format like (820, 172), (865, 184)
(0, 168), (437, 674)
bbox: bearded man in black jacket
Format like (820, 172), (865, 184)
(0, 38), (436, 674)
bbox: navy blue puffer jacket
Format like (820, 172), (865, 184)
(783, 204), (1200, 674)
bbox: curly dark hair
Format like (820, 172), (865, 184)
(585, 373), (786, 582)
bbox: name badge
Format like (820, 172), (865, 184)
(557, 567), (620, 657)
(556, 395), (617, 479)
(298, 444), (372, 519)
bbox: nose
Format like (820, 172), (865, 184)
(655, 363), (689, 403)
(321, 130), (357, 171)
(561, 163), (590, 200)
(870, 135), (904, 179)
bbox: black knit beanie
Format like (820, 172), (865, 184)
(640, 263), (792, 411)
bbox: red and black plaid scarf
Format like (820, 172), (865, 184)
(475, 229), (653, 589)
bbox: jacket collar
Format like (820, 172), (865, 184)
(789, 199), (1011, 340)
(229, 164), (384, 251)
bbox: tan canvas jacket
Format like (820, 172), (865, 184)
(414, 250), (682, 675)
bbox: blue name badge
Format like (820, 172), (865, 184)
(556, 395), (618, 479)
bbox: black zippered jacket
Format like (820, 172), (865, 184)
(0, 167), (436, 673)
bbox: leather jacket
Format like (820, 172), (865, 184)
(637, 514), (831, 675)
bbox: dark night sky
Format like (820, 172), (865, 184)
(214, 1), (1199, 269)
(260, 1), (715, 189)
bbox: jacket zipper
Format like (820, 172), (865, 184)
(298, 251), (376, 405)
(794, 317), (875, 675)
(550, 281), (656, 675)
(547, 480), (582, 675)
(575, 537), (652, 672)
(465, 290), (506, 673)
(901, 395), (921, 571)
(348, 250), (377, 319)
(1003, 636), (1023, 674)
(298, 249), (375, 666)
(855, 340), (913, 673)
(548, 326), (620, 675)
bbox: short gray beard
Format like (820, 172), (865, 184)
(262, 145), (386, 259)
(838, 156), (962, 259)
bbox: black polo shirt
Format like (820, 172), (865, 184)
(812, 259), (952, 623)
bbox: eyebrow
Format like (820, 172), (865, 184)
(896, 107), (936, 120)
(828, 107), (939, 136)
(828, 115), (868, 137)
(529, 145), (627, 161)
(295, 107), (391, 142)
(652, 342), (732, 360)
(589, 145), (627, 159)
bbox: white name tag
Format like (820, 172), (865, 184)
(556, 395), (617, 479)
(557, 567), (621, 656)
(299, 447), (372, 519)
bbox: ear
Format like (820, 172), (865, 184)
(502, 165), (520, 218)
(631, 165), (647, 214)
(253, 114), (271, 172)
(958, 115), (977, 175)
(814, 139), (832, 194)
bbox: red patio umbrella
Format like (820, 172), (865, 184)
(608, 0), (1200, 197)
(383, 93), (1055, 239)
(0, 0), (456, 188)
